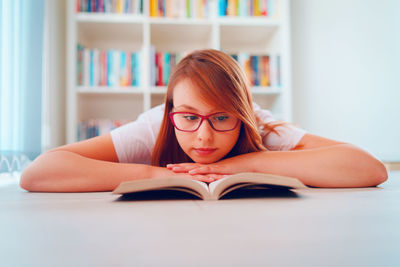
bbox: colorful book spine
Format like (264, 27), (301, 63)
(130, 53), (139, 86)
(76, 0), (142, 14)
(107, 50), (114, 86)
(231, 53), (277, 87)
(276, 55), (281, 87)
(76, 44), (141, 87)
(163, 52), (170, 86)
(77, 119), (130, 141)
(133, 52), (140, 86)
(76, 44), (84, 85)
(83, 49), (90, 86)
(151, 48), (184, 86)
(150, 0), (210, 18)
(218, 0), (275, 17)
(89, 50), (94, 86)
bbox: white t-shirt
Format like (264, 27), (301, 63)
(110, 103), (307, 164)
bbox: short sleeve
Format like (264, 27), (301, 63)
(110, 104), (164, 164)
(253, 102), (307, 151)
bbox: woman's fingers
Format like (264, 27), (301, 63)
(189, 165), (229, 175)
(189, 174), (228, 183)
(167, 163), (203, 173)
(167, 163), (228, 175)
(167, 163), (200, 169)
(191, 175), (215, 183)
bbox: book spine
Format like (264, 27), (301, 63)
(136, 52), (141, 86)
(251, 55), (258, 85)
(105, 50), (108, 86)
(89, 50), (94, 86)
(150, 46), (155, 86)
(268, 0), (274, 17)
(94, 49), (100, 86)
(114, 50), (120, 86)
(107, 50), (112, 86)
(76, 44), (83, 85)
(218, 0), (226, 16)
(164, 52), (170, 85)
(98, 50), (103, 86)
(78, 119), (129, 140)
(245, 54), (253, 85)
(150, 0), (157, 16)
(265, 55), (270, 86)
(126, 52), (132, 86)
(260, 0), (267, 16)
(120, 51), (126, 86)
(155, 52), (160, 86)
(186, 0), (190, 18)
(130, 53), (134, 86)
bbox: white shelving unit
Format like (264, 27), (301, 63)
(66, 0), (292, 143)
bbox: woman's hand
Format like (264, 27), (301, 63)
(152, 166), (227, 183)
(166, 153), (257, 180)
(171, 172), (228, 183)
(166, 162), (236, 181)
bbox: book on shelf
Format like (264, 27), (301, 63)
(77, 45), (140, 88)
(150, 47), (186, 86)
(76, 0), (143, 14)
(112, 172), (308, 200)
(150, 0), (210, 18)
(77, 119), (129, 140)
(231, 53), (278, 87)
(219, 0), (277, 17)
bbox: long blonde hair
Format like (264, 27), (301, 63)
(151, 49), (280, 167)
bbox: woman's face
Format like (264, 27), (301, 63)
(171, 79), (241, 164)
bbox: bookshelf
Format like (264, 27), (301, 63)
(66, 0), (292, 143)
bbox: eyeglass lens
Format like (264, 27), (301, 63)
(172, 113), (237, 131)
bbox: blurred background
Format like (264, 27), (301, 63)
(0, 0), (399, 174)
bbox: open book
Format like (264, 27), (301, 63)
(112, 172), (308, 200)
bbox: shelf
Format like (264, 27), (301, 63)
(76, 12), (146, 23)
(77, 18), (143, 50)
(78, 93), (144, 120)
(149, 86), (280, 95)
(77, 86), (144, 94)
(251, 86), (281, 95)
(150, 86), (167, 94)
(220, 23), (279, 53)
(217, 17), (280, 26)
(67, 0), (291, 143)
(151, 23), (213, 52)
(149, 17), (212, 25)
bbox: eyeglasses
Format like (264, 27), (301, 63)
(169, 112), (240, 132)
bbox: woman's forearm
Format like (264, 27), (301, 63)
(20, 150), (218, 192)
(20, 150), (157, 192)
(225, 144), (388, 187)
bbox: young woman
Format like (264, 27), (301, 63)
(20, 49), (388, 192)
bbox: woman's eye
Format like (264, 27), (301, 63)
(183, 115), (199, 121)
(214, 115), (229, 121)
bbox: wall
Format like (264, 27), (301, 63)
(291, 0), (400, 161)
(42, 0), (66, 151)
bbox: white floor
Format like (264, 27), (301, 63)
(1, 171), (399, 267)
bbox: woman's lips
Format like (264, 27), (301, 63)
(194, 148), (217, 156)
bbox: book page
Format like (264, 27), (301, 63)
(112, 177), (211, 200)
(208, 172), (307, 199)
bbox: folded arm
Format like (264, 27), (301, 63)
(20, 134), (217, 192)
(167, 134), (388, 188)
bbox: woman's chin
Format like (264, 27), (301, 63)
(190, 155), (223, 164)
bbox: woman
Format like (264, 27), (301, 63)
(20, 49), (387, 192)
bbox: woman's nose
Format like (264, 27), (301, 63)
(196, 119), (214, 141)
